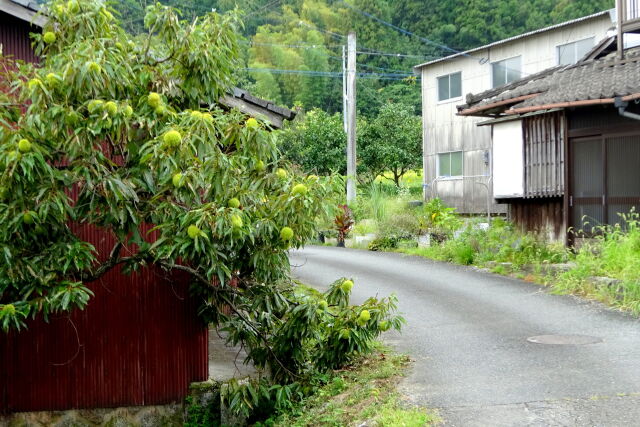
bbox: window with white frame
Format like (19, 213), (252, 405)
(437, 151), (463, 177)
(437, 72), (462, 102)
(557, 37), (594, 65)
(491, 56), (522, 88)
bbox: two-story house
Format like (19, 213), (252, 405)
(415, 10), (615, 214)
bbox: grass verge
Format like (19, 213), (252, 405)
(264, 344), (439, 427)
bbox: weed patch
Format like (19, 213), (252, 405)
(264, 345), (439, 427)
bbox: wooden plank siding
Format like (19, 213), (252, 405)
(509, 197), (566, 242)
(523, 111), (565, 198)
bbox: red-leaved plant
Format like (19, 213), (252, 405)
(334, 204), (354, 247)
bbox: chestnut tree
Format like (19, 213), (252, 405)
(0, 0), (340, 331)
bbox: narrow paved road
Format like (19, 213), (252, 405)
(289, 246), (640, 427)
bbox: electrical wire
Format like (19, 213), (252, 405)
(297, 20), (346, 40)
(341, 1), (464, 57)
(242, 67), (418, 81)
(343, 0), (532, 77)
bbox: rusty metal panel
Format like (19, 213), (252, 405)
(523, 111), (565, 198)
(0, 222), (208, 413)
(0, 12), (40, 63)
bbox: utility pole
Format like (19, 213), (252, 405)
(342, 45), (348, 133)
(616, 0), (625, 60)
(346, 31), (357, 203)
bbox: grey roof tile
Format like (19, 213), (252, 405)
(460, 47), (640, 113)
(10, 0), (39, 12)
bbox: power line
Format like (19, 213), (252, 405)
(243, 67), (418, 81)
(246, 0), (282, 17)
(325, 54), (411, 74)
(245, 41), (344, 49)
(343, 1), (532, 77)
(356, 50), (434, 59)
(244, 40), (430, 61)
(341, 1), (462, 57)
(297, 20), (346, 40)
(244, 41), (415, 74)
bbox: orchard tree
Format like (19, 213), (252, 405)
(0, 0), (341, 332)
(278, 108), (346, 175)
(359, 103), (422, 186)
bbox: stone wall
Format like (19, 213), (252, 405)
(0, 380), (222, 427)
(0, 404), (184, 427)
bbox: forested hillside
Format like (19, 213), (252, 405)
(111, 0), (614, 115)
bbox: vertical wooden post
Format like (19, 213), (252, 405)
(346, 31), (357, 203)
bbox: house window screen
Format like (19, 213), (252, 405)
(437, 72), (462, 101)
(557, 37), (594, 65)
(438, 151), (463, 177)
(491, 56), (521, 88)
(572, 138), (604, 232)
(606, 135), (640, 227)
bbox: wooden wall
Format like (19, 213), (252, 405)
(508, 197), (566, 243)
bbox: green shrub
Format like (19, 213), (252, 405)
(352, 219), (377, 236)
(418, 198), (462, 240)
(368, 236), (400, 251)
(378, 212), (421, 240)
(219, 280), (404, 421)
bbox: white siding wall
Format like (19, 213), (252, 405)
(421, 15), (613, 213)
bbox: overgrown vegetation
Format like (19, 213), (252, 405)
(259, 343), (439, 427)
(404, 218), (566, 267)
(217, 280), (404, 422)
(552, 211), (640, 314)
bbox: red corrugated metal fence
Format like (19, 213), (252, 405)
(0, 222), (209, 413)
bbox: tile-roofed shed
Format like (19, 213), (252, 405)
(0, 0), (45, 27)
(218, 87), (296, 129)
(458, 46), (640, 116)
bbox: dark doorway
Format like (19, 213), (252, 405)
(570, 134), (640, 233)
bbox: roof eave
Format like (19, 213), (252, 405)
(0, 0), (46, 27)
(457, 93), (541, 117)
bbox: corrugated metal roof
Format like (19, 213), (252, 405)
(414, 9), (614, 69)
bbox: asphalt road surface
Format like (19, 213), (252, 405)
(289, 246), (640, 427)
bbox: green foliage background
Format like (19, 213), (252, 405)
(106, 0), (614, 115)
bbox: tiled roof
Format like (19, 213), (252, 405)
(1, 0), (45, 27)
(458, 47), (640, 115)
(10, 0), (39, 12)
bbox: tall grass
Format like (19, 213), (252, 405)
(553, 211), (640, 314)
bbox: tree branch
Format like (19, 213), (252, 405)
(80, 243), (142, 283)
(159, 261), (301, 379)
